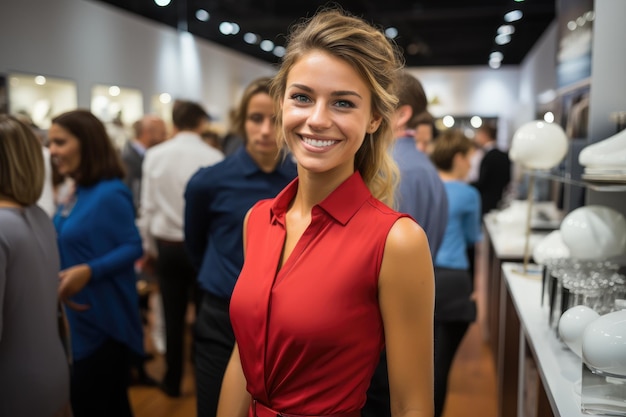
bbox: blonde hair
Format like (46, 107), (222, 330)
(0, 115), (45, 205)
(270, 7), (404, 206)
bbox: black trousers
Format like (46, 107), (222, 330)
(156, 239), (197, 394)
(434, 321), (470, 417)
(195, 291), (236, 417)
(70, 338), (133, 417)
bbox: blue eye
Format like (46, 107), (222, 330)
(290, 93), (311, 103)
(335, 100), (355, 108)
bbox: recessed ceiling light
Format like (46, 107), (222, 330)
(495, 34), (511, 45)
(195, 9), (210, 22)
(154, 0), (171, 7)
(260, 40), (274, 52)
(385, 27), (398, 39)
(243, 32), (259, 44)
(504, 10), (523, 22)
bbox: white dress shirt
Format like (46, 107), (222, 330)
(138, 131), (224, 256)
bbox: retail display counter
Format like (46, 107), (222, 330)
(499, 262), (585, 417)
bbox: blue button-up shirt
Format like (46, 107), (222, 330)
(392, 136), (448, 258)
(184, 147), (297, 298)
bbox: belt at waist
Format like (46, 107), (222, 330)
(252, 400), (360, 417)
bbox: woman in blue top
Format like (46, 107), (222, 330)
(429, 129), (482, 417)
(184, 77), (297, 417)
(49, 110), (143, 417)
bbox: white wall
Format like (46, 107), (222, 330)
(0, 0), (275, 123)
(407, 66), (520, 147)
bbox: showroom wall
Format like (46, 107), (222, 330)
(0, 0), (557, 136)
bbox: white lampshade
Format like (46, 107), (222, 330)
(560, 205), (626, 260)
(509, 121), (568, 170)
(558, 305), (600, 358)
(581, 308), (626, 376)
(532, 230), (570, 265)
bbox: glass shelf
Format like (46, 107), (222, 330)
(527, 170), (626, 192)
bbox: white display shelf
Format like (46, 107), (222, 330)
(502, 262), (585, 417)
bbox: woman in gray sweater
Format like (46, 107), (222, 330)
(0, 114), (71, 417)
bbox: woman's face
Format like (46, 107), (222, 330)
(48, 123), (81, 178)
(281, 50), (380, 178)
(244, 92), (278, 159)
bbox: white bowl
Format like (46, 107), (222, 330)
(558, 305), (600, 358)
(581, 308), (626, 376)
(532, 230), (570, 265)
(509, 121), (568, 170)
(560, 205), (626, 260)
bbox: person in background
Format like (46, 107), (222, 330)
(218, 8), (434, 417)
(464, 139), (484, 184)
(48, 109), (144, 417)
(139, 100), (224, 397)
(185, 76), (297, 417)
(363, 71), (448, 417)
(472, 124), (511, 215)
(121, 115), (167, 212)
(121, 114), (167, 386)
(413, 110), (437, 155)
(430, 129), (482, 417)
(0, 115), (71, 417)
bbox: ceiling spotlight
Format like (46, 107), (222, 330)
(195, 9), (210, 22)
(230, 23), (240, 35)
(159, 93), (171, 104)
(489, 59), (502, 69)
(442, 115), (455, 128)
(154, 0), (171, 7)
(490, 51), (504, 61)
(567, 20), (577, 31)
(543, 111), (555, 123)
(243, 32), (259, 44)
(504, 10), (523, 22)
(108, 86), (121, 96)
(585, 11), (595, 21)
(495, 34), (511, 45)
(497, 25), (515, 36)
(273, 46), (286, 58)
(385, 27), (398, 39)
(260, 40), (274, 52)
(34, 75), (46, 85)
(219, 22), (234, 35)
(470, 116), (483, 128)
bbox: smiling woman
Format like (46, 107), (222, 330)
(217, 7), (435, 417)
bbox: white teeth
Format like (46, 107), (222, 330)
(302, 137), (336, 148)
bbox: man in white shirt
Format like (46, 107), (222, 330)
(138, 100), (224, 397)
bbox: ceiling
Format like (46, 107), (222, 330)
(95, 0), (556, 68)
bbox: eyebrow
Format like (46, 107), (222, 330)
(288, 83), (363, 100)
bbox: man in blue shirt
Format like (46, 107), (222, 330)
(363, 72), (449, 417)
(183, 77), (297, 417)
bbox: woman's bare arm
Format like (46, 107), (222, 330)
(379, 217), (435, 417)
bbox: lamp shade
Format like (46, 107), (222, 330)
(579, 128), (626, 168)
(560, 205), (626, 260)
(509, 121), (568, 169)
(558, 305), (600, 358)
(532, 230), (570, 265)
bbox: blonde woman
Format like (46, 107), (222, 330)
(218, 8), (434, 417)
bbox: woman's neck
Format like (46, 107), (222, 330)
(290, 168), (353, 217)
(0, 198), (22, 208)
